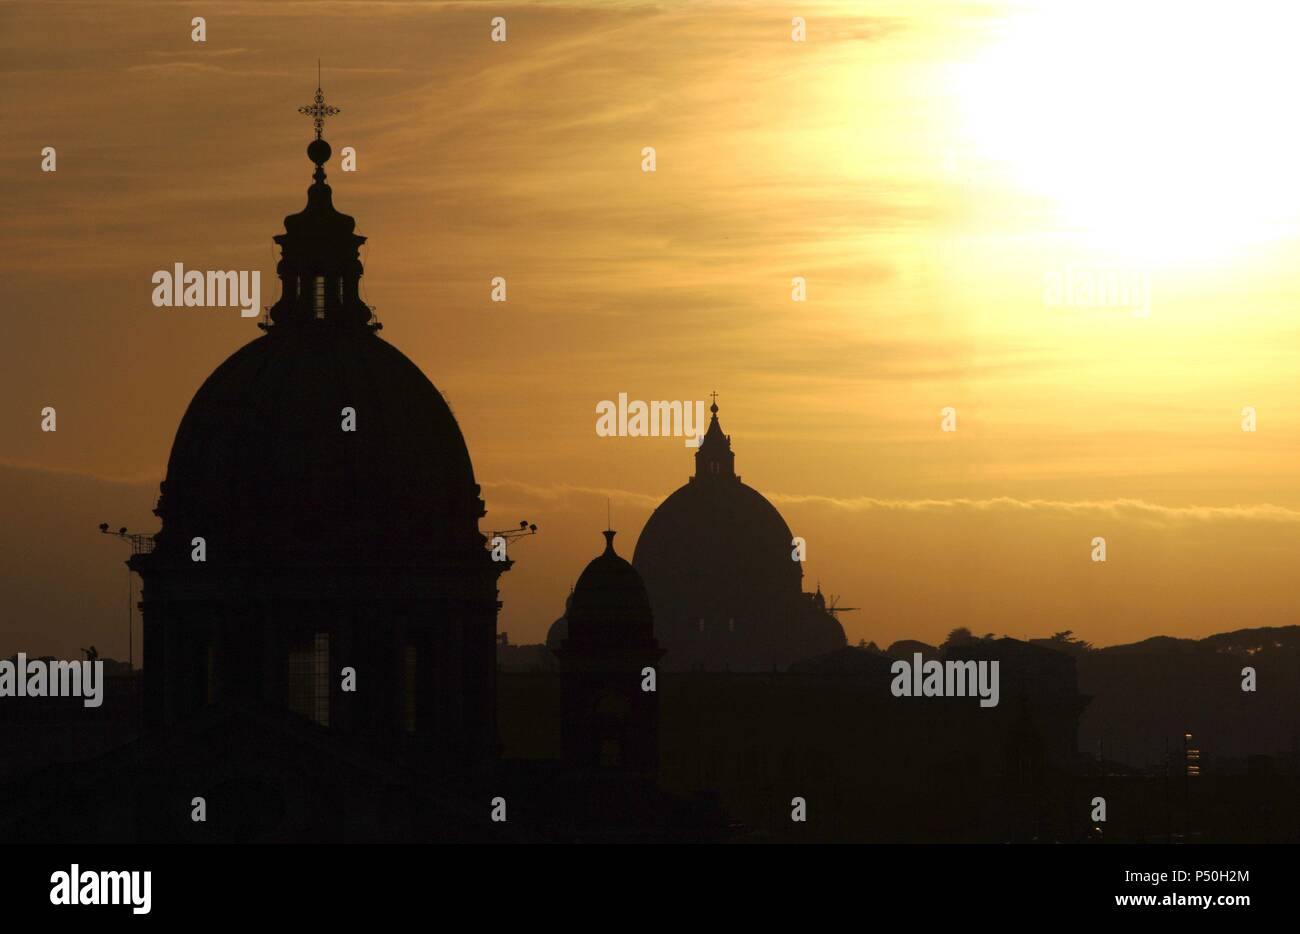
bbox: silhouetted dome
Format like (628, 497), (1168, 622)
(637, 480), (800, 591)
(156, 330), (484, 562)
(564, 531), (654, 647)
(152, 127), (486, 566)
(636, 401), (800, 602)
(546, 590), (574, 651)
(130, 91), (506, 762)
(633, 399), (845, 669)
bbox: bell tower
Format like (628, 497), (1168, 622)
(555, 530), (663, 774)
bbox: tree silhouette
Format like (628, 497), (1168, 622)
(943, 627), (975, 647)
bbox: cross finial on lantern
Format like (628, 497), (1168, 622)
(298, 66), (340, 140)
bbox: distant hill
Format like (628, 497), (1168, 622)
(1073, 625), (1300, 767)
(1086, 625), (1300, 657)
(799, 625), (1300, 768)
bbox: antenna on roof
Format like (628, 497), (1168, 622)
(489, 519), (537, 541)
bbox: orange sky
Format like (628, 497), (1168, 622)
(4, 0), (1300, 661)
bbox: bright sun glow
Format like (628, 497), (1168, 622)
(956, 0), (1300, 263)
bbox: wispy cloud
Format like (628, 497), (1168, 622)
(485, 479), (662, 510)
(487, 480), (1300, 526)
(765, 493), (1300, 524)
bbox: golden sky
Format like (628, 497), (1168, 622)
(4, 0), (1300, 660)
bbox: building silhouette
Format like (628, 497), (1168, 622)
(0, 87), (723, 843)
(554, 530), (662, 774)
(632, 399), (846, 670)
(129, 93), (506, 765)
(6, 83), (1295, 845)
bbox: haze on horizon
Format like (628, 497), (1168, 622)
(4, 0), (1300, 662)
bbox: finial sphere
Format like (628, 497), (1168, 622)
(307, 138), (332, 166)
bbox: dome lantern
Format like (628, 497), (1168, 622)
(693, 392), (736, 481)
(267, 77), (375, 331)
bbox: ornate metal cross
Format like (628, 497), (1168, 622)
(298, 85), (340, 139)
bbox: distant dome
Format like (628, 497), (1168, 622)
(637, 479), (801, 594)
(546, 591), (573, 651)
(632, 400), (845, 670)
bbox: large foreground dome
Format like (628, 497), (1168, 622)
(158, 329), (484, 563)
(132, 87), (505, 763)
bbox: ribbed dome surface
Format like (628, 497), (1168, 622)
(155, 328), (484, 563)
